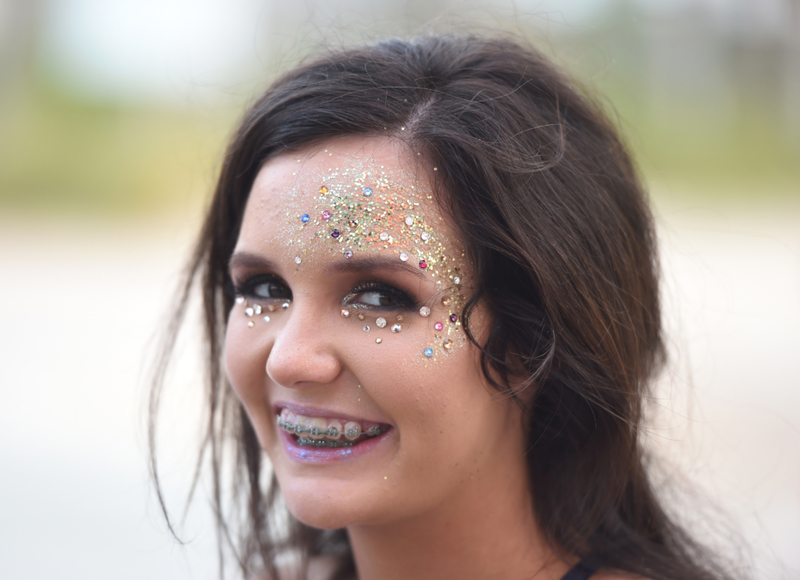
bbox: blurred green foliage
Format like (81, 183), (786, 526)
(0, 2), (797, 218)
(0, 75), (237, 216)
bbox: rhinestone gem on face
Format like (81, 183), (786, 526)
(341, 309), (350, 318)
(376, 317), (387, 328)
(363, 325), (370, 332)
(235, 296), (245, 304)
(441, 296), (451, 306)
(453, 276), (461, 285)
(442, 339), (453, 350)
(419, 306), (431, 317)
(331, 229), (340, 238)
(322, 210), (331, 220)
(379, 232), (389, 241)
(245, 307), (254, 317)
(450, 314), (458, 323)
(420, 232), (430, 241)
(363, 187), (373, 197)
(396, 315), (403, 321)
(344, 249), (353, 258)
(263, 316), (271, 323)
(301, 213), (310, 223)
(268, 305), (276, 312)
(357, 313), (365, 320)
(254, 304), (262, 314)
(434, 322), (443, 331)
(424, 347), (434, 357)
(319, 185), (328, 194)
(404, 216), (414, 226)
(376, 338), (382, 344)
(247, 321), (254, 328)
(399, 252), (409, 262)
(391, 324), (401, 333)
(294, 256), (302, 264)
(282, 303), (290, 309)
(419, 259), (427, 269)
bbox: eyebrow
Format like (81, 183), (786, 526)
(228, 250), (426, 280)
(329, 254), (427, 280)
(228, 251), (278, 272)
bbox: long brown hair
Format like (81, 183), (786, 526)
(150, 34), (735, 580)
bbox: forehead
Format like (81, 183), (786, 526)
(240, 138), (463, 281)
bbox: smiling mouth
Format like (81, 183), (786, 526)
(277, 408), (388, 448)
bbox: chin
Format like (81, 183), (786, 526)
(283, 486), (363, 530)
(281, 477), (400, 530)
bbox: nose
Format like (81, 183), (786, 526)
(265, 302), (343, 389)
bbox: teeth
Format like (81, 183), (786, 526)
(277, 412), (383, 442)
(308, 417), (327, 439)
(296, 437), (354, 448)
(344, 421), (361, 440)
(327, 419), (343, 440)
(295, 415), (311, 435)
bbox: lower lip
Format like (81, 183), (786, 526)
(279, 425), (393, 463)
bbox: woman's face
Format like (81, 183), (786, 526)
(225, 137), (526, 529)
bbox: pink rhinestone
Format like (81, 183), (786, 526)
(434, 322), (443, 331)
(322, 210), (331, 220)
(419, 259), (427, 269)
(450, 314), (458, 323)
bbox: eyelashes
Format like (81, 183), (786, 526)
(232, 275), (417, 311)
(343, 280), (417, 311)
(233, 275), (293, 301)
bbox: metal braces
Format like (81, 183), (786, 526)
(278, 418), (381, 439)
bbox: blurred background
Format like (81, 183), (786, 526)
(0, 0), (797, 579)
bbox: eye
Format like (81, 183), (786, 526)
(345, 282), (415, 310)
(236, 275), (292, 301)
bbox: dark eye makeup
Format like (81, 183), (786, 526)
(233, 274), (292, 301)
(231, 275), (418, 312)
(343, 280), (417, 311)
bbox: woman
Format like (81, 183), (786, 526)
(151, 35), (735, 580)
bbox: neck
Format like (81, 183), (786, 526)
(346, 457), (568, 580)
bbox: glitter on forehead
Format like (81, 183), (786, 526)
(275, 160), (469, 360)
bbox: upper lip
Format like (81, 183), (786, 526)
(272, 401), (391, 426)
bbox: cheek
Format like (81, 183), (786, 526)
(224, 316), (270, 411)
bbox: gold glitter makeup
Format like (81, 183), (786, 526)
(255, 159), (470, 359)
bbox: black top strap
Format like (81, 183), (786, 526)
(560, 559), (598, 580)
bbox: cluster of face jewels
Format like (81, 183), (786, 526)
(236, 296), (288, 327)
(237, 295), (460, 357)
(277, 409), (384, 448)
(299, 189), (434, 271)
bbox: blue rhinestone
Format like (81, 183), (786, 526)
(363, 187), (373, 197)
(424, 347), (434, 357)
(301, 213), (309, 223)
